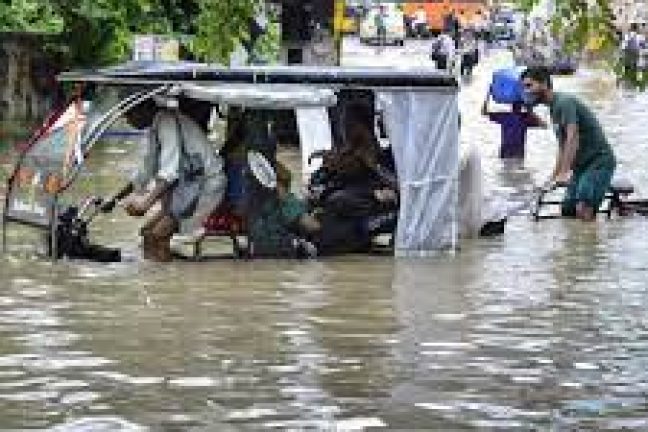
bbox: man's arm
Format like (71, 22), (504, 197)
(551, 99), (580, 183)
(123, 112), (181, 217)
(558, 123), (579, 176)
(550, 145), (564, 182)
(118, 178), (172, 218)
(527, 112), (547, 128)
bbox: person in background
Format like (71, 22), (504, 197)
(375, 4), (388, 46)
(435, 32), (456, 72)
(404, 13), (413, 38)
(442, 12), (458, 47)
(460, 31), (478, 77)
(521, 66), (616, 221)
(451, 13), (461, 49)
(639, 29), (648, 74)
(482, 89), (546, 159)
(413, 5), (428, 38)
(484, 23), (493, 48)
(621, 23), (644, 82)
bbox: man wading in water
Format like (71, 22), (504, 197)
(521, 66), (616, 221)
(482, 90), (546, 159)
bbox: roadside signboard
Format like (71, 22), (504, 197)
(133, 35), (179, 62)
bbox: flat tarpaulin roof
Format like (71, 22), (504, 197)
(180, 83), (338, 108)
(58, 61), (458, 89)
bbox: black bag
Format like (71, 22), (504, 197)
(169, 115), (205, 219)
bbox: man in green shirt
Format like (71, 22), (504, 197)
(521, 66), (616, 221)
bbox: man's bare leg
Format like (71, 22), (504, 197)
(149, 214), (177, 262)
(576, 202), (596, 221)
(140, 208), (165, 260)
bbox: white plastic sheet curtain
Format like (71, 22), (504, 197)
(296, 107), (333, 184)
(380, 90), (459, 256)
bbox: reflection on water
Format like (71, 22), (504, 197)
(1, 51), (648, 430)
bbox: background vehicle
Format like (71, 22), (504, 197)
(407, 7), (430, 38)
(403, 1), (488, 35)
(359, 4), (406, 46)
(490, 6), (524, 42)
(491, 21), (515, 41)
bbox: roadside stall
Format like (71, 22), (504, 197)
(3, 62), (459, 260)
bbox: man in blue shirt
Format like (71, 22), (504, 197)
(482, 89), (545, 159)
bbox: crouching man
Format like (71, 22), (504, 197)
(102, 96), (225, 261)
(521, 66), (616, 221)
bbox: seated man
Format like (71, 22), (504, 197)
(102, 96), (226, 261)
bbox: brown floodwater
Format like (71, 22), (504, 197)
(1, 48), (648, 430)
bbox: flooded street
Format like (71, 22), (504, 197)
(3, 43), (648, 430)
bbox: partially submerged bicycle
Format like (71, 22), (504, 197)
(530, 179), (648, 221)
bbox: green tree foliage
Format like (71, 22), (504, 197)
(253, 18), (281, 65)
(0, 0), (275, 68)
(0, 0), (175, 66)
(0, 0), (63, 33)
(193, 0), (259, 64)
(517, 0), (647, 87)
